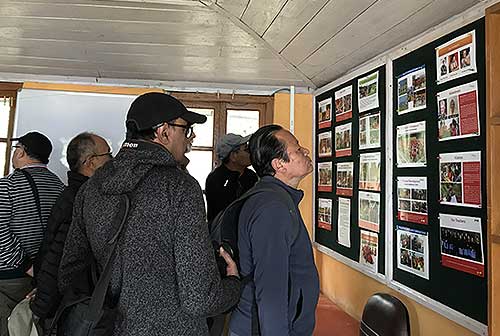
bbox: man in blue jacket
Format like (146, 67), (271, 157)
(229, 124), (320, 336)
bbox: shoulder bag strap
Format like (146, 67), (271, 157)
(85, 193), (131, 322)
(18, 168), (43, 225)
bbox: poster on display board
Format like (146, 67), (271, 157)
(437, 81), (480, 141)
(436, 30), (477, 84)
(335, 86), (353, 122)
(358, 191), (380, 233)
(318, 98), (332, 129)
(335, 123), (352, 157)
(336, 162), (353, 196)
(397, 226), (429, 280)
(358, 71), (379, 113)
(359, 230), (378, 273)
(397, 65), (426, 114)
(359, 112), (380, 150)
(318, 131), (332, 158)
(359, 152), (381, 191)
(338, 198), (351, 248)
(439, 151), (481, 208)
(318, 198), (332, 231)
(440, 213), (484, 277)
(318, 162), (333, 192)
(397, 177), (428, 225)
(396, 121), (427, 168)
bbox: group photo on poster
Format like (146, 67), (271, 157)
(318, 97), (332, 129)
(359, 230), (378, 273)
(436, 30), (477, 84)
(397, 65), (427, 114)
(437, 81), (480, 141)
(336, 162), (353, 196)
(335, 85), (353, 122)
(440, 213), (484, 277)
(439, 151), (481, 207)
(318, 131), (332, 158)
(335, 122), (352, 157)
(358, 191), (380, 232)
(359, 112), (380, 149)
(338, 198), (351, 248)
(358, 71), (379, 113)
(318, 162), (333, 192)
(397, 226), (429, 280)
(397, 176), (428, 225)
(359, 152), (381, 191)
(396, 121), (427, 167)
(318, 198), (333, 231)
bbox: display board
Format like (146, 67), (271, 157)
(314, 66), (386, 276)
(392, 19), (487, 324)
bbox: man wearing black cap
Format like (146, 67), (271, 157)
(59, 92), (241, 336)
(0, 131), (63, 336)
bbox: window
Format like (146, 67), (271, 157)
(171, 92), (273, 190)
(0, 83), (22, 176)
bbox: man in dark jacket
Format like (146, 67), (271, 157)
(30, 132), (111, 323)
(58, 93), (241, 336)
(205, 133), (258, 222)
(229, 124), (320, 336)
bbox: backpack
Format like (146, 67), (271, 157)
(208, 180), (301, 278)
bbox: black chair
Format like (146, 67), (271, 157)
(360, 293), (410, 336)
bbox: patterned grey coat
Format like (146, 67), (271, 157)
(58, 140), (240, 335)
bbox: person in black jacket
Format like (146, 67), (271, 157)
(30, 132), (112, 324)
(205, 133), (258, 222)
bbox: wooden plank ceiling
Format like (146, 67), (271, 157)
(0, 0), (482, 89)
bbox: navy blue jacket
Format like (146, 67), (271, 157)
(229, 176), (319, 336)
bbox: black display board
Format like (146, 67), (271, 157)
(315, 66), (386, 275)
(392, 18), (487, 324)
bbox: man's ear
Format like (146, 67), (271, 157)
(271, 157), (285, 174)
(155, 124), (170, 144)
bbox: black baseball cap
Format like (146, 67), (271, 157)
(11, 131), (53, 164)
(126, 92), (207, 132)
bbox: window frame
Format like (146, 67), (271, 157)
(0, 83), (22, 176)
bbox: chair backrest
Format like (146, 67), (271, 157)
(360, 293), (410, 336)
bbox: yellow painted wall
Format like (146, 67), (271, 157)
(273, 92), (479, 336)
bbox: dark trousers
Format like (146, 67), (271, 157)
(0, 277), (32, 336)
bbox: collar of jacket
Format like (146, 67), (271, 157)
(260, 175), (304, 205)
(67, 171), (88, 189)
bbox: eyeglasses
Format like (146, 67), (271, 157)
(83, 151), (112, 164)
(167, 122), (193, 138)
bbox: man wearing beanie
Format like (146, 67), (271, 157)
(0, 131), (63, 336)
(205, 133), (258, 222)
(59, 92), (241, 335)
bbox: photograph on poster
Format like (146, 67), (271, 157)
(359, 229), (378, 273)
(318, 198), (332, 231)
(359, 112), (380, 149)
(437, 81), (480, 141)
(440, 213), (484, 277)
(338, 198), (351, 248)
(439, 151), (481, 208)
(336, 162), (353, 196)
(335, 123), (352, 157)
(318, 131), (332, 158)
(358, 191), (380, 232)
(397, 121), (427, 167)
(359, 153), (381, 191)
(318, 162), (333, 192)
(397, 226), (429, 279)
(436, 30), (477, 84)
(335, 85), (353, 122)
(397, 177), (428, 225)
(397, 66), (426, 114)
(318, 98), (332, 129)
(358, 71), (379, 113)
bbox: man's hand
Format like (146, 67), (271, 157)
(219, 247), (239, 278)
(26, 288), (37, 300)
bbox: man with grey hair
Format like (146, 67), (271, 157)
(30, 132), (112, 326)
